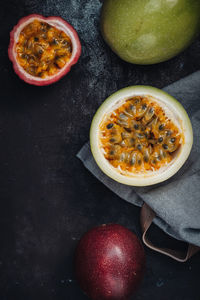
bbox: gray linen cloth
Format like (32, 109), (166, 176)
(77, 71), (200, 247)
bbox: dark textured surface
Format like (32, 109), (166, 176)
(0, 1), (200, 299)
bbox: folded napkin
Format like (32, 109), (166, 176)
(77, 71), (200, 247)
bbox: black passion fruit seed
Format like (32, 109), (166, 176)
(107, 123), (114, 129)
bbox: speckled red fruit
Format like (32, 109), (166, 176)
(75, 224), (145, 300)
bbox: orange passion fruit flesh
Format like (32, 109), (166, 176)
(99, 96), (183, 174)
(16, 19), (72, 78)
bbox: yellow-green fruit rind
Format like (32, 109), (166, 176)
(101, 0), (200, 64)
(90, 86), (193, 186)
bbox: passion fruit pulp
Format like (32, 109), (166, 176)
(100, 95), (181, 173)
(16, 19), (73, 78)
(8, 14), (81, 85)
(90, 86), (193, 186)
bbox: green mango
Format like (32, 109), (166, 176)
(101, 0), (200, 64)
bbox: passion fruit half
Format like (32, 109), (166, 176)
(8, 14), (81, 85)
(90, 86), (193, 186)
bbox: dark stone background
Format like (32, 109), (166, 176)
(0, 1), (200, 299)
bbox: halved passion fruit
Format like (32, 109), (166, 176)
(90, 86), (193, 186)
(8, 14), (81, 85)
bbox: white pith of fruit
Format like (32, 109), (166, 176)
(12, 17), (78, 81)
(90, 86), (193, 186)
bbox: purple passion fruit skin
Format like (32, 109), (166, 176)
(75, 224), (145, 300)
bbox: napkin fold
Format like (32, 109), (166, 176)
(77, 71), (200, 247)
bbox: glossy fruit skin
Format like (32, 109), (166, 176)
(101, 0), (200, 65)
(75, 224), (145, 300)
(8, 14), (81, 85)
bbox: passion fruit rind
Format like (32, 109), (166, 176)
(8, 14), (81, 86)
(90, 86), (193, 186)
